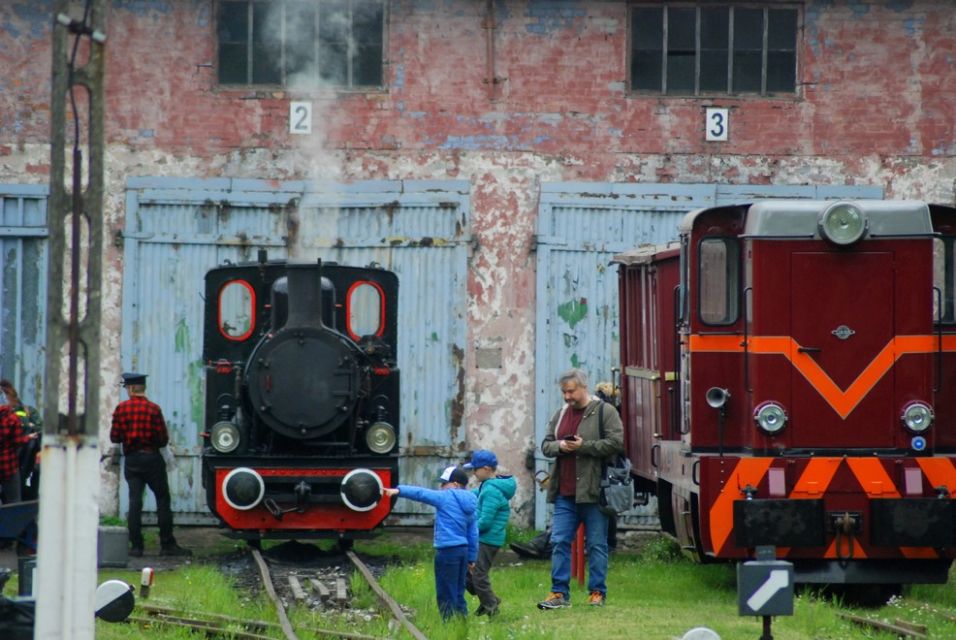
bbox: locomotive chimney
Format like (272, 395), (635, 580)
(284, 261), (324, 329)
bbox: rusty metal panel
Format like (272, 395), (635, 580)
(122, 178), (469, 524)
(0, 185), (48, 409)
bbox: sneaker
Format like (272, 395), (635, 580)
(475, 601), (500, 617)
(587, 591), (605, 607)
(160, 544), (192, 557)
(537, 592), (570, 610)
(129, 547), (143, 558)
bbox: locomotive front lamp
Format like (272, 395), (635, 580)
(754, 401), (788, 434)
(211, 420), (242, 453)
(366, 421), (397, 454)
(222, 467), (265, 511)
(901, 401), (934, 433)
(819, 202), (867, 245)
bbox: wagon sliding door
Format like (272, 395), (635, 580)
(122, 178), (470, 525)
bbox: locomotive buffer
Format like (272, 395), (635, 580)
(737, 546), (794, 640)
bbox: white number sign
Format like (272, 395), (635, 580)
(705, 108), (729, 142)
(289, 102), (312, 135)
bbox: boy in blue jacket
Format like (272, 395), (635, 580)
(464, 449), (516, 617)
(383, 465), (478, 620)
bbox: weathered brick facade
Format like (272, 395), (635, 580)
(1, 0), (953, 520)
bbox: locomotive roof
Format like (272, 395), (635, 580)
(611, 242), (679, 265)
(678, 200), (934, 238)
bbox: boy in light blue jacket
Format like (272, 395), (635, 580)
(464, 449), (516, 617)
(383, 465), (478, 620)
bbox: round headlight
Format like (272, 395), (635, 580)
(211, 421), (241, 453)
(366, 421), (396, 454)
(754, 402), (788, 434)
(901, 402), (934, 433)
(222, 467), (265, 511)
(340, 468), (384, 512)
(819, 202), (866, 245)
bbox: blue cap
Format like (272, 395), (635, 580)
(463, 449), (497, 470)
(437, 465), (469, 485)
(121, 372), (147, 386)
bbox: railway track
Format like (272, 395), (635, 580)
(125, 544), (425, 640)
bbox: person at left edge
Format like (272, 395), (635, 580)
(110, 372), (191, 558)
(0, 379), (43, 500)
(383, 465), (478, 620)
(0, 401), (35, 505)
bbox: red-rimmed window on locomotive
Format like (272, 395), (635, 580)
(698, 237), (740, 325)
(346, 280), (385, 341)
(218, 279), (256, 341)
(933, 237), (956, 324)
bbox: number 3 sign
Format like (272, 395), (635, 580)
(290, 102), (312, 135)
(705, 108), (729, 142)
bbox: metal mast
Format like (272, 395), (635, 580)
(38, 1), (107, 637)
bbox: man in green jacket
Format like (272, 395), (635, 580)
(537, 368), (623, 610)
(463, 449), (515, 617)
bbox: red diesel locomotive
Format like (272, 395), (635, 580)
(201, 256), (399, 546)
(616, 200), (956, 584)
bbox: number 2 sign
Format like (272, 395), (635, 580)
(705, 108), (729, 142)
(290, 102), (312, 135)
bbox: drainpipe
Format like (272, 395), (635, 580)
(483, 0), (498, 101)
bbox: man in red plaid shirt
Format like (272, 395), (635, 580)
(0, 400), (38, 505)
(110, 373), (190, 557)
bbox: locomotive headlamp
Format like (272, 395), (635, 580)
(901, 401), (934, 433)
(222, 467), (265, 511)
(754, 402), (788, 434)
(211, 421), (241, 453)
(819, 202), (867, 245)
(341, 468), (384, 512)
(366, 421), (397, 454)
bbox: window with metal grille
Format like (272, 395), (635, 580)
(218, 0), (385, 88)
(630, 4), (798, 96)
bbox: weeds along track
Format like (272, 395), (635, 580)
(251, 545), (426, 640)
(129, 542), (422, 640)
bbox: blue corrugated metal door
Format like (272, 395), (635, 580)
(533, 182), (883, 529)
(0, 185), (48, 410)
(121, 178), (470, 524)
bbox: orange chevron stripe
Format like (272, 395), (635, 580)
(789, 458), (842, 498)
(825, 536), (868, 559)
(915, 458), (956, 494)
(845, 458), (901, 498)
(709, 458), (774, 555)
(689, 334), (943, 418)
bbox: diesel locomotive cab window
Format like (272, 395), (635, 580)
(347, 281), (384, 340)
(218, 0), (385, 88)
(219, 280), (256, 341)
(630, 4), (798, 96)
(934, 237), (956, 324)
(698, 237), (739, 325)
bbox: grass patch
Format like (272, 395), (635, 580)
(84, 532), (956, 639)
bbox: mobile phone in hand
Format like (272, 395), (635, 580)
(563, 434), (576, 441)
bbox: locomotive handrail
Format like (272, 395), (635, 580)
(743, 287), (752, 393)
(934, 287), (942, 393)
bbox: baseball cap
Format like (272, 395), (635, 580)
(437, 465), (469, 486)
(463, 449), (497, 470)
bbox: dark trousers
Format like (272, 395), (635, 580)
(466, 542), (500, 610)
(434, 544), (469, 620)
(1, 471), (22, 504)
(124, 452), (175, 548)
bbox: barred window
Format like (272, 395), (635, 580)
(218, 0), (385, 88)
(630, 4), (798, 96)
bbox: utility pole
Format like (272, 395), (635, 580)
(38, 2), (107, 638)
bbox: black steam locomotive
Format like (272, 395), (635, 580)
(200, 255), (399, 544)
